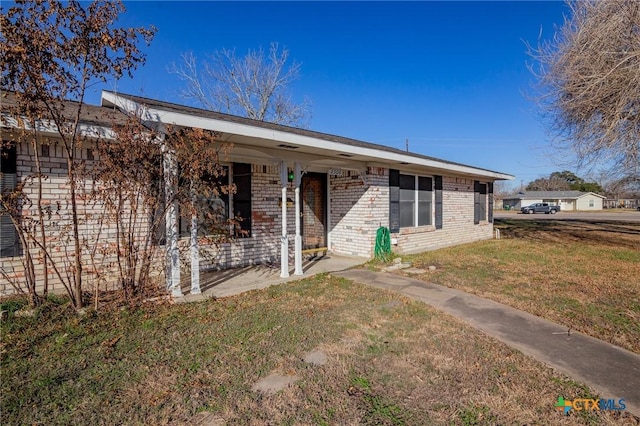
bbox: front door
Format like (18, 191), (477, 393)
(301, 172), (327, 250)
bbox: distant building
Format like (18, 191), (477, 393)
(502, 191), (606, 211)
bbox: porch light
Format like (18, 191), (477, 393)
(288, 170), (295, 182)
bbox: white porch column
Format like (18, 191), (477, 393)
(163, 145), (182, 297)
(294, 163), (303, 275)
(190, 184), (201, 294)
(280, 161), (289, 278)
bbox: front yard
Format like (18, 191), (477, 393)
(1, 219), (638, 424)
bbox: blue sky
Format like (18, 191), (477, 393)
(93, 1), (573, 189)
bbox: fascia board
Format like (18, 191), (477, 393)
(151, 107), (514, 181)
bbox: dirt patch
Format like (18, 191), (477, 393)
(251, 373), (299, 394)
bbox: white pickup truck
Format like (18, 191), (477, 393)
(520, 203), (560, 214)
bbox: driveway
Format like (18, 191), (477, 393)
(495, 211), (640, 222)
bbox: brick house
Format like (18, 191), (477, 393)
(502, 191), (606, 211)
(1, 91), (513, 296)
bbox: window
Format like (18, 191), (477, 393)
(589, 199), (594, 208)
(473, 180), (493, 225)
(417, 176), (432, 226)
(172, 162), (252, 241)
(1, 144), (21, 257)
(399, 174), (415, 228)
(389, 169), (433, 232)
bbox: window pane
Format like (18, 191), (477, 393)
(399, 174), (415, 190)
(418, 176), (432, 191)
(418, 201), (432, 226)
(400, 188), (414, 201)
(400, 201), (414, 228)
(418, 189), (431, 201)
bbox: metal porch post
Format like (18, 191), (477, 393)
(280, 161), (289, 278)
(294, 162), (303, 275)
(163, 144), (182, 297)
(190, 183), (200, 294)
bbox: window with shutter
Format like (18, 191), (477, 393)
(474, 181), (488, 224)
(155, 162), (252, 244)
(389, 170), (434, 230)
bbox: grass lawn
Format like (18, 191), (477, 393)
(404, 219), (640, 354)
(2, 272), (638, 425)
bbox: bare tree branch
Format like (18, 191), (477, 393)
(169, 42), (311, 127)
(529, 0), (640, 184)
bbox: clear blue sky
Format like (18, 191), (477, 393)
(92, 1), (573, 189)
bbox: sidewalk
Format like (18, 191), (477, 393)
(334, 269), (640, 417)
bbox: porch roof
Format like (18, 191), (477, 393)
(101, 90), (513, 181)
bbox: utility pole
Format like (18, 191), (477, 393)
(405, 138), (409, 152)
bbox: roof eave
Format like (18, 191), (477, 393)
(101, 91), (514, 181)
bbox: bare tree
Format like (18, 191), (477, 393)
(529, 0), (640, 183)
(492, 180), (517, 199)
(169, 42), (311, 127)
(88, 118), (233, 305)
(1, 0), (154, 308)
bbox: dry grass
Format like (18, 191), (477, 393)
(2, 274), (638, 425)
(404, 219), (640, 353)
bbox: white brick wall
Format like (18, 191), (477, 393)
(393, 176), (493, 254)
(330, 171), (494, 257)
(1, 139), (133, 295)
(2, 140), (495, 296)
(329, 168), (388, 257)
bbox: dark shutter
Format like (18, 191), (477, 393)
(435, 175), (443, 229)
(474, 180), (481, 224)
(1, 145), (20, 257)
(389, 169), (399, 233)
(233, 163), (252, 237)
(488, 182), (494, 223)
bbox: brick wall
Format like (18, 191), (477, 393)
(393, 176), (493, 254)
(1, 140), (495, 296)
(329, 168), (388, 257)
(1, 139), (135, 296)
(329, 171), (493, 257)
(198, 164), (293, 270)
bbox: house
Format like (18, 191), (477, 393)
(1, 90), (513, 296)
(502, 191), (606, 211)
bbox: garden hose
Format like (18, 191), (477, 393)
(374, 226), (392, 262)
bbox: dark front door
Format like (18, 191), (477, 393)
(301, 172), (327, 250)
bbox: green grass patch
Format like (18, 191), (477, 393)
(4, 273), (636, 424)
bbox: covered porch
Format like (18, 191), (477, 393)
(174, 252), (365, 301)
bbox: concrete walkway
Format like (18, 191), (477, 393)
(334, 269), (640, 417)
(174, 253), (365, 302)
